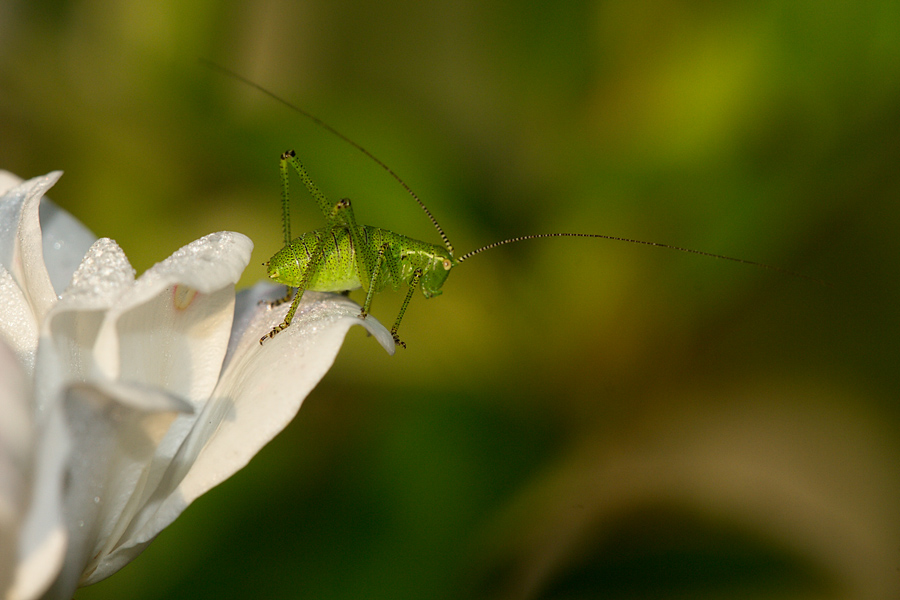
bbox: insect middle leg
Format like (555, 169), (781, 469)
(358, 240), (408, 347)
(359, 242), (390, 319)
(328, 197), (386, 294)
(266, 285), (294, 308)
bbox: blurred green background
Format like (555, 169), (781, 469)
(2, 0), (899, 598)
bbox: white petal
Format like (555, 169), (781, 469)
(193, 288), (393, 494)
(62, 239), (135, 309)
(0, 170), (96, 308)
(0, 173), (62, 329)
(33, 239), (136, 416)
(39, 383), (189, 599)
(80, 287), (393, 584)
(91, 231), (252, 403)
(10, 403), (69, 600)
(39, 200), (97, 297)
(0, 265), (39, 376)
(0, 339), (33, 599)
(49, 233), (250, 586)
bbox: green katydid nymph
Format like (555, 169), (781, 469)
(201, 64), (823, 348)
(259, 149), (815, 348)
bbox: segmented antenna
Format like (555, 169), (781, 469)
(457, 232), (831, 286)
(202, 60), (456, 257)
(203, 60), (827, 287)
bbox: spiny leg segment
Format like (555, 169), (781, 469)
(390, 269), (422, 349)
(261, 151), (352, 344)
(360, 243), (390, 320)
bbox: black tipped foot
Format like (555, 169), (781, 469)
(259, 322), (288, 345)
(391, 331), (407, 349)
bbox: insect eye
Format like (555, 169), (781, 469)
(442, 259), (452, 270)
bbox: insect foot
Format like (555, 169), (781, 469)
(259, 322), (288, 345)
(390, 329), (407, 349)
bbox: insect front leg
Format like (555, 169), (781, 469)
(327, 196), (401, 320)
(390, 268), (422, 349)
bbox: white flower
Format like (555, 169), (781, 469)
(0, 171), (393, 600)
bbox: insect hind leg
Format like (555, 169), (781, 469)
(282, 150), (335, 224)
(260, 285), (306, 344)
(260, 231), (330, 345)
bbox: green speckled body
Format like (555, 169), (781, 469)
(254, 108), (798, 347)
(260, 151), (458, 347)
(267, 225), (453, 298)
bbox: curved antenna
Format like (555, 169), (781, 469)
(457, 232), (830, 285)
(202, 59), (456, 256)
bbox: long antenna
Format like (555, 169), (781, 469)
(201, 59), (456, 256)
(457, 232), (831, 286)
(203, 60), (827, 288)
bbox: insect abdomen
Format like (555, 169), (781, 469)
(279, 228), (361, 292)
(267, 225), (449, 295)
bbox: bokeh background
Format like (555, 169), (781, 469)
(2, 1), (899, 598)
